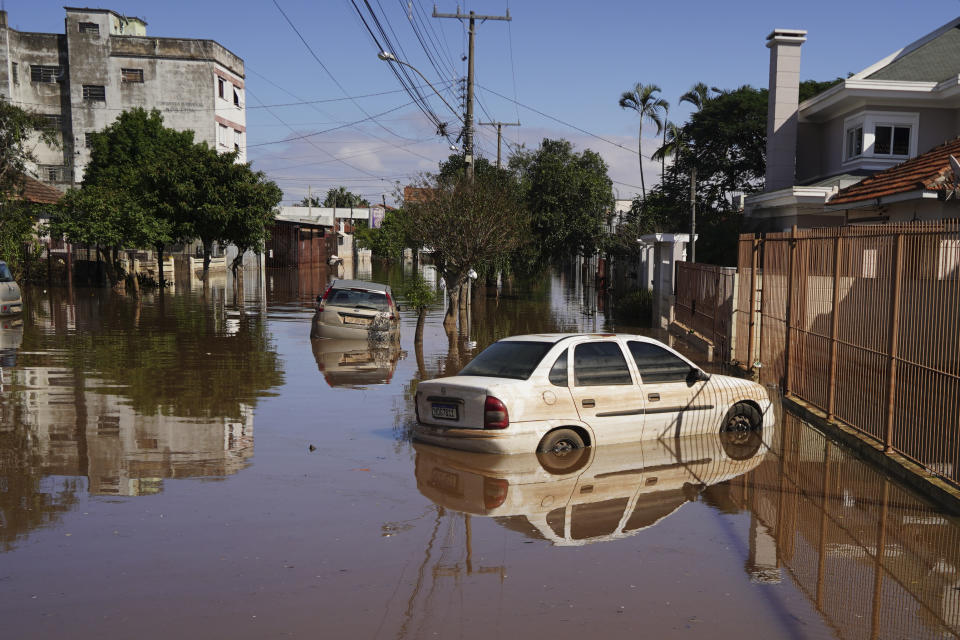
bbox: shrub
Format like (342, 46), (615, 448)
(613, 288), (653, 326)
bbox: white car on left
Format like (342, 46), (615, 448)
(0, 261), (23, 316)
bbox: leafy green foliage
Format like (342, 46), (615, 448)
(613, 289), (653, 326)
(401, 274), (437, 312)
(354, 209), (410, 260)
(322, 186), (369, 207)
(510, 138), (613, 265)
(0, 99), (60, 277)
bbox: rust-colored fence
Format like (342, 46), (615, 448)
(738, 222), (960, 489)
(674, 262), (736, 362)
(729, 412), (960, 640)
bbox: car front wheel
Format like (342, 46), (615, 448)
(719, 403), (763, 460)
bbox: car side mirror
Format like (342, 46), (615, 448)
(687, 368), (710, 384)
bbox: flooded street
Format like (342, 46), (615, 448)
(1, 264), (958, 639)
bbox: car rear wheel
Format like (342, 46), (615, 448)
(537, 428), (585, 455)
(720, 403), (763, 460)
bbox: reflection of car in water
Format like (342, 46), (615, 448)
(311, 338), (404, 388)
(0, 316), (24, 368)
(0, 261), (23, 316)
(310, 279), (400, 340)
(414, 427), (771, 546)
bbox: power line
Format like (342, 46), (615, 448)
(272, 0), (418, 142)
(247, 100), (417, 148)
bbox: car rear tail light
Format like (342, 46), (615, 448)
(483, 478), (509, 509)
(317, 285), (332, 312)
(386, 292), (397, 320)
(483, 396), (509, 429)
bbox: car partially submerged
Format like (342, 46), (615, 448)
(310, 279), (400, 341)
(0, 261), (23, 317)
(414, 333), (774, 455)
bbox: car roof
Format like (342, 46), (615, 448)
(498, 333), (659, 344)
(329, 279), (391, 293)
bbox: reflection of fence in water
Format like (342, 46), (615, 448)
(734, 223), (960, 489)
(729, 412), (960, 639)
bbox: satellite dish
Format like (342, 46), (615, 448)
(950, 154), (960, 181)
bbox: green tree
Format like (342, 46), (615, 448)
(0, 99), (60, 277)
(221, 164), (282, 280)
(295, 195), (323, 207)
(66, 109), (196, 286)
(618, 83), (667, 199)
(510, 138), (613, 266)
(405, 170), (528, 328)
(322, 186), (369, 208)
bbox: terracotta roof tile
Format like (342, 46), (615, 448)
(403, 186), (436, 204)
(13, 175), (64, 204)
(830, 137), (960, 206)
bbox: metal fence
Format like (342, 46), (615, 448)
(737, 222), (960, 489)
(729, 411), (960, 640)
(674, 262), (736, 362)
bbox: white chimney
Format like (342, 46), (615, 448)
(765, 29), (807, 192)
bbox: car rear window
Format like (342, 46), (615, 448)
(459, 341), (554, 380)
(326, 287), (389, 311)
(0, 263), (12, 282)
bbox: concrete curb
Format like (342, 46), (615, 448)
(782, 395), (960, 516)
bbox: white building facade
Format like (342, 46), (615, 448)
(0, 7), (246, 191)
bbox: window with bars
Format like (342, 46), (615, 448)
(30, 64), (61, 83)
(121, 68), (144, 83)
(40, 165), (64, 182)
(85, 132), (95, 148)
(42, 114), (63, 130)
(11, 62), (18, 85)
(83, 84), (106, 101)
(78, 22), (100, 35)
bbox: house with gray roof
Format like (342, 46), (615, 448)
(745, 18), (960, 230)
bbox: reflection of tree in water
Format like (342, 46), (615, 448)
(0, 405), (81, 552)
(19, 288), (284, 420)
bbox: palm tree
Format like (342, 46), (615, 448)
(618, 83), (668, 200)
(679, 82), (713, 112)
(651, 121), (686, 166)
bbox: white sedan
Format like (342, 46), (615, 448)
(414, 333), (774, 455)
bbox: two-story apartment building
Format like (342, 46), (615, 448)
(745, 18), (960, 230)
(0, 7), (246, 191)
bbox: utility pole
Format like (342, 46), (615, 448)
(433, 6), (511, 182)
(689, 166), (697, 263)
(478, 121), (520, 169)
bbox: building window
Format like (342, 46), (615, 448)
(233, 87), (241, 107)
(83, 85), (106, 101)
(85, 132), (95, 148)
(873, 125), (910, 156)
(217, 123), (228, 146)
(845, 126), (863, 160)
(78, 22), (100, 35)
(234, 129), (242, 151)
(40, 165), (64, 182)
(218, 77), (224, 98)
(10, 62), (18, 85)
(30, 64), (61, 83)
(121, 68), (144, 83)
(42, 114), (63, 130)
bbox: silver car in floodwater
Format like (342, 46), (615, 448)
(310, 279), (400, 341)
(0, 261), (23, 316)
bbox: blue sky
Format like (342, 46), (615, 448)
(9, 1), (960, 204)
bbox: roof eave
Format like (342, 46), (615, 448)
(825, 189), (940, 211)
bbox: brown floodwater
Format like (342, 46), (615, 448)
(0, 262), (958, 639)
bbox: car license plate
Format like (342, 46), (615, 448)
(431, 403), (458, 420)
(430, 469), (460, 495)
(342, 315), (372, 325)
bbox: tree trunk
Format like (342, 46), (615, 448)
(155, 244), (165, 291)
(415, 309), (427, 379)
(202, 240), (213, 284)
(443, 325), (459, 376)
(443, 277), (459, 329)
(638, 125), (646, 203)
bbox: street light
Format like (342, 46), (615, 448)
(377, 51), (463, 124)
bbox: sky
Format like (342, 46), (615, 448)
(7, 0), (960, 205)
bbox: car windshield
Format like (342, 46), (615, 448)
(326, 287), (389, 311)
(0, 263), (12, 282)
(459, 341), (554, 380)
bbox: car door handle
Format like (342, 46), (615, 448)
(581, 399), (595, 408)
(648, 393), (660, 402)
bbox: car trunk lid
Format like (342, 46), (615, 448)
(417, 377), (516, 429)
